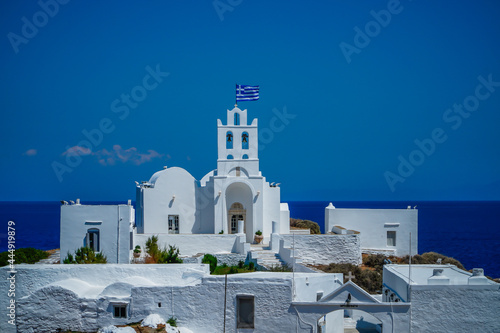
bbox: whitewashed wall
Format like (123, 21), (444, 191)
(410, 286), (500, 332)
(280, 234), (362, 265)
(2, 265), (342, 333)
(134, 234), (241, 257)
(60, 204), (134, 264)
(325, 205), (418, 256)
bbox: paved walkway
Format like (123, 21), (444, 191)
(35, 249), (60, 264)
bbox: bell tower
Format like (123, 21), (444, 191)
(217, 106), (259, 176)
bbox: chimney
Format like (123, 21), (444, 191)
(469, 268), (489, 285)
(428, 268), (450, 285)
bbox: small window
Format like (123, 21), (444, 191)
(86, 228), (100, 252)
(387, 231), (396, 247)
(237, 295), (255, 329)
(227, 155), (234, 160)
(168, 215), (179, 234)
(236, 167), (241, 177)
(226, 131), (233, 149)
(242, 132), (249, 149)
(113, 305), (127, 318)
(234, 113), (240, 125)
(242, 154), (249, 159)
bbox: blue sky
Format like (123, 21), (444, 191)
(1, 0), (499, 202)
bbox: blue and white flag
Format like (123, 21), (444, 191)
(236, 84), (259, 101)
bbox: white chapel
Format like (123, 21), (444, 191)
(135, 106), (290, 243)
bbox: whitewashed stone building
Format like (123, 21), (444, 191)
(135, 106), (290, 244)
(325, 203), (418, 256)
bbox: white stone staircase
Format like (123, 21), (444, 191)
(249, 245), (286, 270)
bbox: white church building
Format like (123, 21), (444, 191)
(60, 106), (291, 264)
(135, 106), (289, 243)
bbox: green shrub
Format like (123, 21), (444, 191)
(167, 316), (177, 327)
(202, 254), (217, 273)
(158, 245), (183, 264)
(255, 230), (262, 236)
(144, 236), (182, 264)
(145, 235), (160, 262)
(238, 260), (245, 269)
(219, 230), (224, 234)
(133, 245), (141, 254)
(63, 247), (107, 264)
(0, 248), (50, 266)
(248, 262), (255, 270)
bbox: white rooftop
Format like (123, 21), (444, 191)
(385, 264), (497, 286)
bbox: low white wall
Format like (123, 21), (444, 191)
(2, 264), (342, 333)
(0, 264), (209, 333)
(280, 234), (362, 265)
(134, 233), (240, 257)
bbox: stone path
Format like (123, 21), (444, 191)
(35, 249), (60, 264)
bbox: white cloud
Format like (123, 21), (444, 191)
(23, 149), (37, 156)
(61, 145), (164, 166)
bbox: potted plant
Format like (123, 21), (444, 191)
(133, 245), (141, 258)
(254, 230), (263, 244)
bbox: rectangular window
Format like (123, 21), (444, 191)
(236, 167), (241, 177)
(237, 295), (255, 329)
(113, 305), (127, 318)
(387, 231), (396, 247)
(86, 229), (100, 252)
(168, 215), (179, 234)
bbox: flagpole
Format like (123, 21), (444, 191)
(235, 83), (237, 107)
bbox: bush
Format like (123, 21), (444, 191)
(63, 247), (107, 264)
(133, 245), (141, 254)
(268, 264), (293, 272)
(255, 230), (262, 236)
(401, 252), (465, 270)
(202, 254), (218, 273)
(145, 235), (160, 262)
(290, 218), (321, 234)
(219, 230), (224, 234)
(144, 236), (182, 264)
(248, 262), (255, 270)
(167, 316), (177, 327)
(238, 260), (245, 269)
(0, 248), (49, 266)
(320, 263), (382, 294)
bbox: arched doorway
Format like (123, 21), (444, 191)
(318, 309), (383, 333)
(225, 181), (254, 242)
(228, 202), (246, 234)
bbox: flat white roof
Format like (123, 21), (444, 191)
(385, 264), (497, 286)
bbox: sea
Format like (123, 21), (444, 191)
(1, 201), (499, 278)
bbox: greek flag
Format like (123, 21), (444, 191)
(236, 84), (259, 101)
